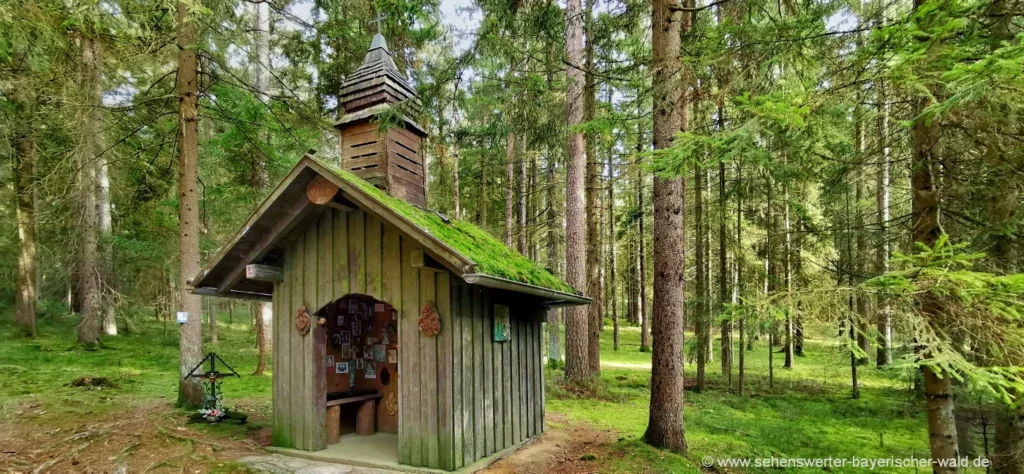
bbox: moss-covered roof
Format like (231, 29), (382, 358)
(312, 158), (579, 295)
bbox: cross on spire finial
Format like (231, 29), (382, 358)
(369, 11), (386, 34)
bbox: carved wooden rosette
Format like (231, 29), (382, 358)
(295, 306), (311, 335)
(418, 301), (441, 336)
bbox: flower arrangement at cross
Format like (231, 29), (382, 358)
(198, 404), (225, 422)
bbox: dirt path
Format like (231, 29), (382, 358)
(0, 399), (269, 473)
(481, 413), (620, 474)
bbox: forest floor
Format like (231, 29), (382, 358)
(0, 305), (983, 473)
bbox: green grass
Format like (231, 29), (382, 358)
(546, 325), (970, 473)
(0, 304), (980, 473)
(0, 302), (272, 427)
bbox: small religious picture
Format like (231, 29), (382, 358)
(387, 349), (397, 364)
(349, 300), (358, 313)
(337, 315), (344, 326)
(375, 303), (385, 313)
(363, 346), (373, 359)
(341, 331), (350, 344)
(356, 358), (364, 370)
(382, 331), (389, 345)
(365, 363), (376, 379)
(367, 337), (377, 344)
(325, 355), (335, 367)
(353, 323), (361, 336)
(374, 344), (386, 362)
(341, 344), (352, 359)
(335, 362), (349, 374)
(493, 304), (511, 342)
(391, 309), (398, 321)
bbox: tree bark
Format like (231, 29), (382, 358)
(735, 161), (744, 395)
(77, 35), (102, 346)
(854, 114), (870, 366)
(645, 0), (687, 454)
(519, 140), (529, 255)
(177, 0), (205, 408)
(546, 155), (562, 363)
(563, 0), (590, 381)
(638, 166), (649, 353)
(479, 153), (488, 228)
(608, 141), (619, 351)
(695, 159), (707, 391)
(98, 100), (115, 336)
(584, 6), (602, 375)
(13, 58), (38, 338)
(875, 79), (893, 367)
(506, 132), (516, 248)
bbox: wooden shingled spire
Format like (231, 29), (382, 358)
(335, 27), (429, 207)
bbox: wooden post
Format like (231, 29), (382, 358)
(327, 405), (341, 444)
(356, 399), (377, 435)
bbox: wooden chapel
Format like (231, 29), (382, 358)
(189, 31), (588, 472)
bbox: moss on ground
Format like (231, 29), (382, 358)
(313, 157), (577, 295)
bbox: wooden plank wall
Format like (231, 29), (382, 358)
(271, 206), (545, 471)
(442, 280), (546, 471)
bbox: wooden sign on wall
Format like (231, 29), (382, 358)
(494, 304), (511, 342)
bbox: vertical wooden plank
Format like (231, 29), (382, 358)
(436, 272), (453, 470)
(536, 317), (545, 434)
(317, 211), (334, 309)
(401, 238), (422, 466)
(518, 316), (528, 441)
(493, 299), (505, 451)
(312, 212), (332, 451)
(525, 316), (535, 438)
(271, 247), (290, 447)
(290, 238), (305, 449)
(304, 222), (319, 450)
(473, 287), (485, 461)
(460, 284), (475, 465)
(503, 319), (512, 448)
(482, 289), (494, 455)
(451, 283), (464, 469)
(510, 313), (521, 444)
(349, 210), (366, 294)
(419, 269), (439, 468)
(382, 226), (402, 456)
(333, 208), (349, 298)
(365, 215), (383, 299)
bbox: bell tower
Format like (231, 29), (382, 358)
(335, 24), (429, 207)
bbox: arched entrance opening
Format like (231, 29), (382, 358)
(314, 293), (399, 459)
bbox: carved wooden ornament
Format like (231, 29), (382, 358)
(295, 307), (311, 335)
(384, 391), (398, 416)
(418, 301), (441, 337)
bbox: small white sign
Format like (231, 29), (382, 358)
(176, 312), (188, 324)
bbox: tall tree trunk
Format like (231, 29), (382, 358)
(584, 5), (602, 376)
(736, 161), (744, 395)
(98, 124), (115, 336)
(638, 168), (649, 353)
(854, 115), (870, 366)
(564, 0), (590, 382)
(783, 157), (794, 369)
(453, 144), (461, 219)
(479, 154), (488, 228)
(13, 58), (38, 338)
(506, 132), (516, 248)
(765, 170), (775, 388)
(719, 160), (731, 380)
(77, 36), (102, 346)
(695, 160), (707, 391)
(645, 0), (687, 453)
(608, 143), (619, 351)
(252, 0), (273, 375)
(177, 0), (205, 408)
(519, 142), (529, 255)
(875, 79), (893, 367)
(546, 155), (562, 363)
(912, 49), (960, 474)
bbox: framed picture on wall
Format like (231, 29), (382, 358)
(356, 358), (364, 370)
(365, 363), (376, 379)
(325, 355), (335, 367)
(494, 304), (511, 342)
(335, 362), (349, 374)
(341, 344), (351, 359)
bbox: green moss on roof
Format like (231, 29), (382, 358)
(312, 157), (579, 295)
